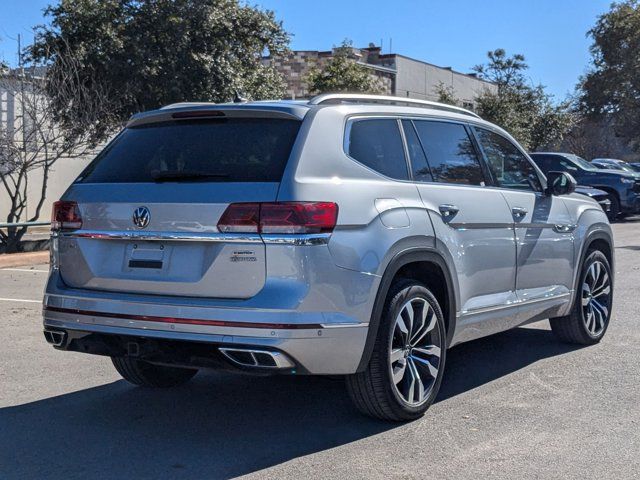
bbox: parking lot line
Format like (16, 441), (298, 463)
(0, 297), (41, 304)
(0, 268), (49, 273)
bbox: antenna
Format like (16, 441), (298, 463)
(389, 38), (393, 53)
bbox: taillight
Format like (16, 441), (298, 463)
(217, 203), (260, 233)
(217, 202), (338, 235)
(51, 201), (82, 231)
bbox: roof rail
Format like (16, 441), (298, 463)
(308, 93), (481, 119)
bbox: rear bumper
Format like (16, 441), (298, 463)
(43, 272), (371, 375)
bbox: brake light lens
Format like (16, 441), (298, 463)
(51, 201), (82, 231)
(217, 203), (260, 233)
(217, 202), (338, 234)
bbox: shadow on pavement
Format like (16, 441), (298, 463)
(0, 325), (581, 479)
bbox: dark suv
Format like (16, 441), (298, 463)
(530, 152), (640, 219)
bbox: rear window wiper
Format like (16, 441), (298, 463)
(151, 170), (230, 182)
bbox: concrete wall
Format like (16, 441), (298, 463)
(393, 55), (497, 109)
(0, 155), (92, 223)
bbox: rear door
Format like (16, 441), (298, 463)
(57, 114), (301, 299)
(403, 119), (518, 335)
(472, 127), (574, 311)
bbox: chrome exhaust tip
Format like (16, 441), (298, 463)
(43, 328), (67, 347)
(219, 347), (295, 369)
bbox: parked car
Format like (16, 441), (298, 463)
(592, 158), (640, 176)
(530, 152), (640, 220)
(629, 163), (640, 172)
(44, 94), (615, 421)
(575, 186), (612, 214)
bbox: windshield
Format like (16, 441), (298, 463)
(568, 155), (599, 171)
(78, 118), (301, 183)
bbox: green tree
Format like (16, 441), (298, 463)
(434, 81), (457, 106)
(580, 0), (640, 151)
(473, 49), (573, 151)
(31, 0), (290, 144)
(305, 40), (383, 95)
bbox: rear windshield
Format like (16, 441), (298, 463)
(78, 118), (301, 183)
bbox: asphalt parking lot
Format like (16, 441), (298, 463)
(1, 221), (639, 480)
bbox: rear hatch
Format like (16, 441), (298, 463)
(56, 111), (302, 299)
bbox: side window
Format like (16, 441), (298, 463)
(475, 128), (542, 192)
(558, 158), (579, 174)
(412, 120), (485, 185)
(401, 120), (433, 182)
(347, 119), (409, 180)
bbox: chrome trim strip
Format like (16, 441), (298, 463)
(458, 292), (572, 317)
(58, 230), (263, 243)
(261, 233), (330, 245)
(447, 222), (577, 233)
(58, 230), (331, 245)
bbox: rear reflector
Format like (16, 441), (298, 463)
(51, 201), (82, 231)
(217, 202), (338, 235)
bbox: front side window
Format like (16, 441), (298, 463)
(475, 128), (542, 191)
(412, 120), (485, 185)
(347, 119), (409, 180)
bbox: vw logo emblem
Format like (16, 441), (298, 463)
(132, 206), (150, 229)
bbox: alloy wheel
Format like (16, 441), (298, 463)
(582, 260), (611, 336)
(389, 297), (442, 406)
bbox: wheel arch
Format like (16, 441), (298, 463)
(569, 227), (614, 311)
(356, 248), (458, 372)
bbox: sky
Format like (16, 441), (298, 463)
(0, 0), (613, 100)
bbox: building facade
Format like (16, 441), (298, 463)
(265, 45), (497, 110)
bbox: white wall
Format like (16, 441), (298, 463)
(0, 155), (92, 222)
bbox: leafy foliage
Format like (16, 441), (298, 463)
(31, 0), (290, 144)
(434, 81), (457, 106)
(305, 40), (383, 95)
(1, 43), (116, 252)
(472, 49), (573, 151)
(580, 0), (640, 151)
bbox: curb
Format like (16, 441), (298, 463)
(0, 251), (50, 269)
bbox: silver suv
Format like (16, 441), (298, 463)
(43, 94), (614, 421)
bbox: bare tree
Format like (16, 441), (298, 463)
(0, 42), (117, 253)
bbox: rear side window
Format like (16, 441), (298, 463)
(412, 121), (485, 185)
(347, 119), (409, 180)
(532, 155), (579, 175)
(78, 118), (301, 183)
(401, 120), (433, 182)
(475, 128), (542, 191)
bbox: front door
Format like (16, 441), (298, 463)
(472, 127), (574, 320)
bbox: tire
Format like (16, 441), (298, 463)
(346, 279), (446, 422)
(111, 356), (198, 387)
(606, 194), (620, 221)
(549, 250), (613, 345)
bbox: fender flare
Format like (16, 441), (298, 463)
(356, 248), (458, 372)
(568, 227), (614, 311)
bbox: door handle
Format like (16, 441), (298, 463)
(511, 206), (528, 219)
(439, 204), (459, 217)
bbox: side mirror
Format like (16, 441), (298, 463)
(546, 171), (577, 196)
